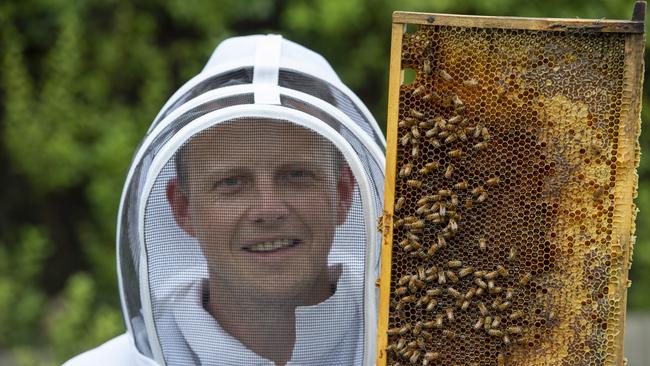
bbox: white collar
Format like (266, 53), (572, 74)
(172, 264), (362, 365)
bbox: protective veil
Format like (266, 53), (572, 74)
(65, 35), (385, 366)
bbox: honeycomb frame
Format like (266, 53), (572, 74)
(377, 5), (645, 366)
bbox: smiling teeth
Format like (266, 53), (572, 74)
(248, 239), (293, 252)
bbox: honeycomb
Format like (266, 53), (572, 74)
(380, 18), (643, 366)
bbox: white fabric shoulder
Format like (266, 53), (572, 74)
(62, 333), (158, 366)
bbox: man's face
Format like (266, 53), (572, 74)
(168, 120), (354, 303)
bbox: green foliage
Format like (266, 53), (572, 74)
(0, 0), (647, 363)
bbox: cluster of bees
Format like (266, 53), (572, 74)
(385, 56), (537, 366)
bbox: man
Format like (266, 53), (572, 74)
(164, 119), (356, 365)
(64, 34), (385, 365)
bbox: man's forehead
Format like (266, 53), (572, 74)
(184, 120), (337, 164)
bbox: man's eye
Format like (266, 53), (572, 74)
(288, 170), (307, 178)
(222, 177), (241, 186)
(213, 176), (244, 191)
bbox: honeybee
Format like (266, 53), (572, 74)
(503, 335), (511, 345)
(454, 181), (468, 190)
(447, 287), (462, 299)
(445, 134), (458, 144)
(487, 280), (495, 291)
(476, 287), (485, 296)
(419, 120), (434, 129)
(415, 205), (428, 215)
(401, 295), (416, 304)
(491, 287), (503, 295)
(429, 138), (442, 148)
(447, 270), (459, 283)
(497, 353), (505, 366)
(438, 130), (450, 139)
(434, 116), (446, 129)
(398, 163), (413, 177)
(417, 196), (430, 206)
(465, 199), (473, 209)
(450, 195), (460, 207)
(395, 286), (408, 296)
(484, 316), (492, 330)
(438, 270), (447, 284)
(398, 275), (410, 286)
(439, 69), (453, 82)
(387, 327), (400, 336)
(400, 133), (411, 147)
(477, 192), (488, 203)
(473, 142), (488, 151)
(412, 85), (425, 96)
(426, 213), (441, 223)
(507, 326), (523, 334)
(423, 59), (432, 74)
(481, 127), (490, 140)
(426, 299), (438, 312)
(411, 145), (419, 158)
(452, 94), (464, 107)
(498, 301), (512, 311)
(395, 197), (405, 211)
(448, 218), (458, 232)
(458, 130), (468, 142)
(484, 271), (498, 280)
(465, 287), (477, 300)
(474, 270), (486, 277)
(458, 267), (473, 278)
(408, 219), (425, 230)
(508, 247), (517, 261)
(474, 317), (485, 330)
(478, 302), (488, 316)
(407, 179), (422, 188)
(505, 288), (514, 300)
(416, 295), (430, 307)
(488, 329), (503, 337)
(411, 126), (421, 139)
(442, 329), (456, 339)
(491, 298), (502, 310)
(423, 352), (439, 364)
(461, 300), (470, 310)
(421, 330), (434, 342)
(473, 124), (483, 139)
(410, 109), (425, 119)
(425, 127), (439, 138)
(497, 265), (508, 277)
(406, 232), (419, 242)
(444, 164), (454, 178)
(437, 234), (446, 248)
(409, 350), (420, 364)
(486, 177), (500, 186)
(419, 161), (439, 174)
(479, 237), (487, 251)
(475, 278), (488, 289)
(422, 93), (434, 102)
(398, 324), (411, 335)
(448, 115), (462, 124)
(519, 272), (532, 286)
(463, 78), (479, 87)
(472, 186), (485, 196)
(436, 313), (445, 327)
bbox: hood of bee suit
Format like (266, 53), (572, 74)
(116, 34), (386, 365)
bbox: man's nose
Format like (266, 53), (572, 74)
(249, 179), (288, 225)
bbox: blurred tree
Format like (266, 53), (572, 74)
(0, 0), (647, 364)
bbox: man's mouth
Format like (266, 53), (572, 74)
(244, 239), (300, 253)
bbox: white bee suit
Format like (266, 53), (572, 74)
(64, 34), (385, 366)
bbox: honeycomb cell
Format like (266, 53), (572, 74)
(384, 16), (641, 366)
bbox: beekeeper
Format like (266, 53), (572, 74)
(64, 34), (386, 366)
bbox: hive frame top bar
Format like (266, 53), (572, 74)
(393, 0), (646, 34)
